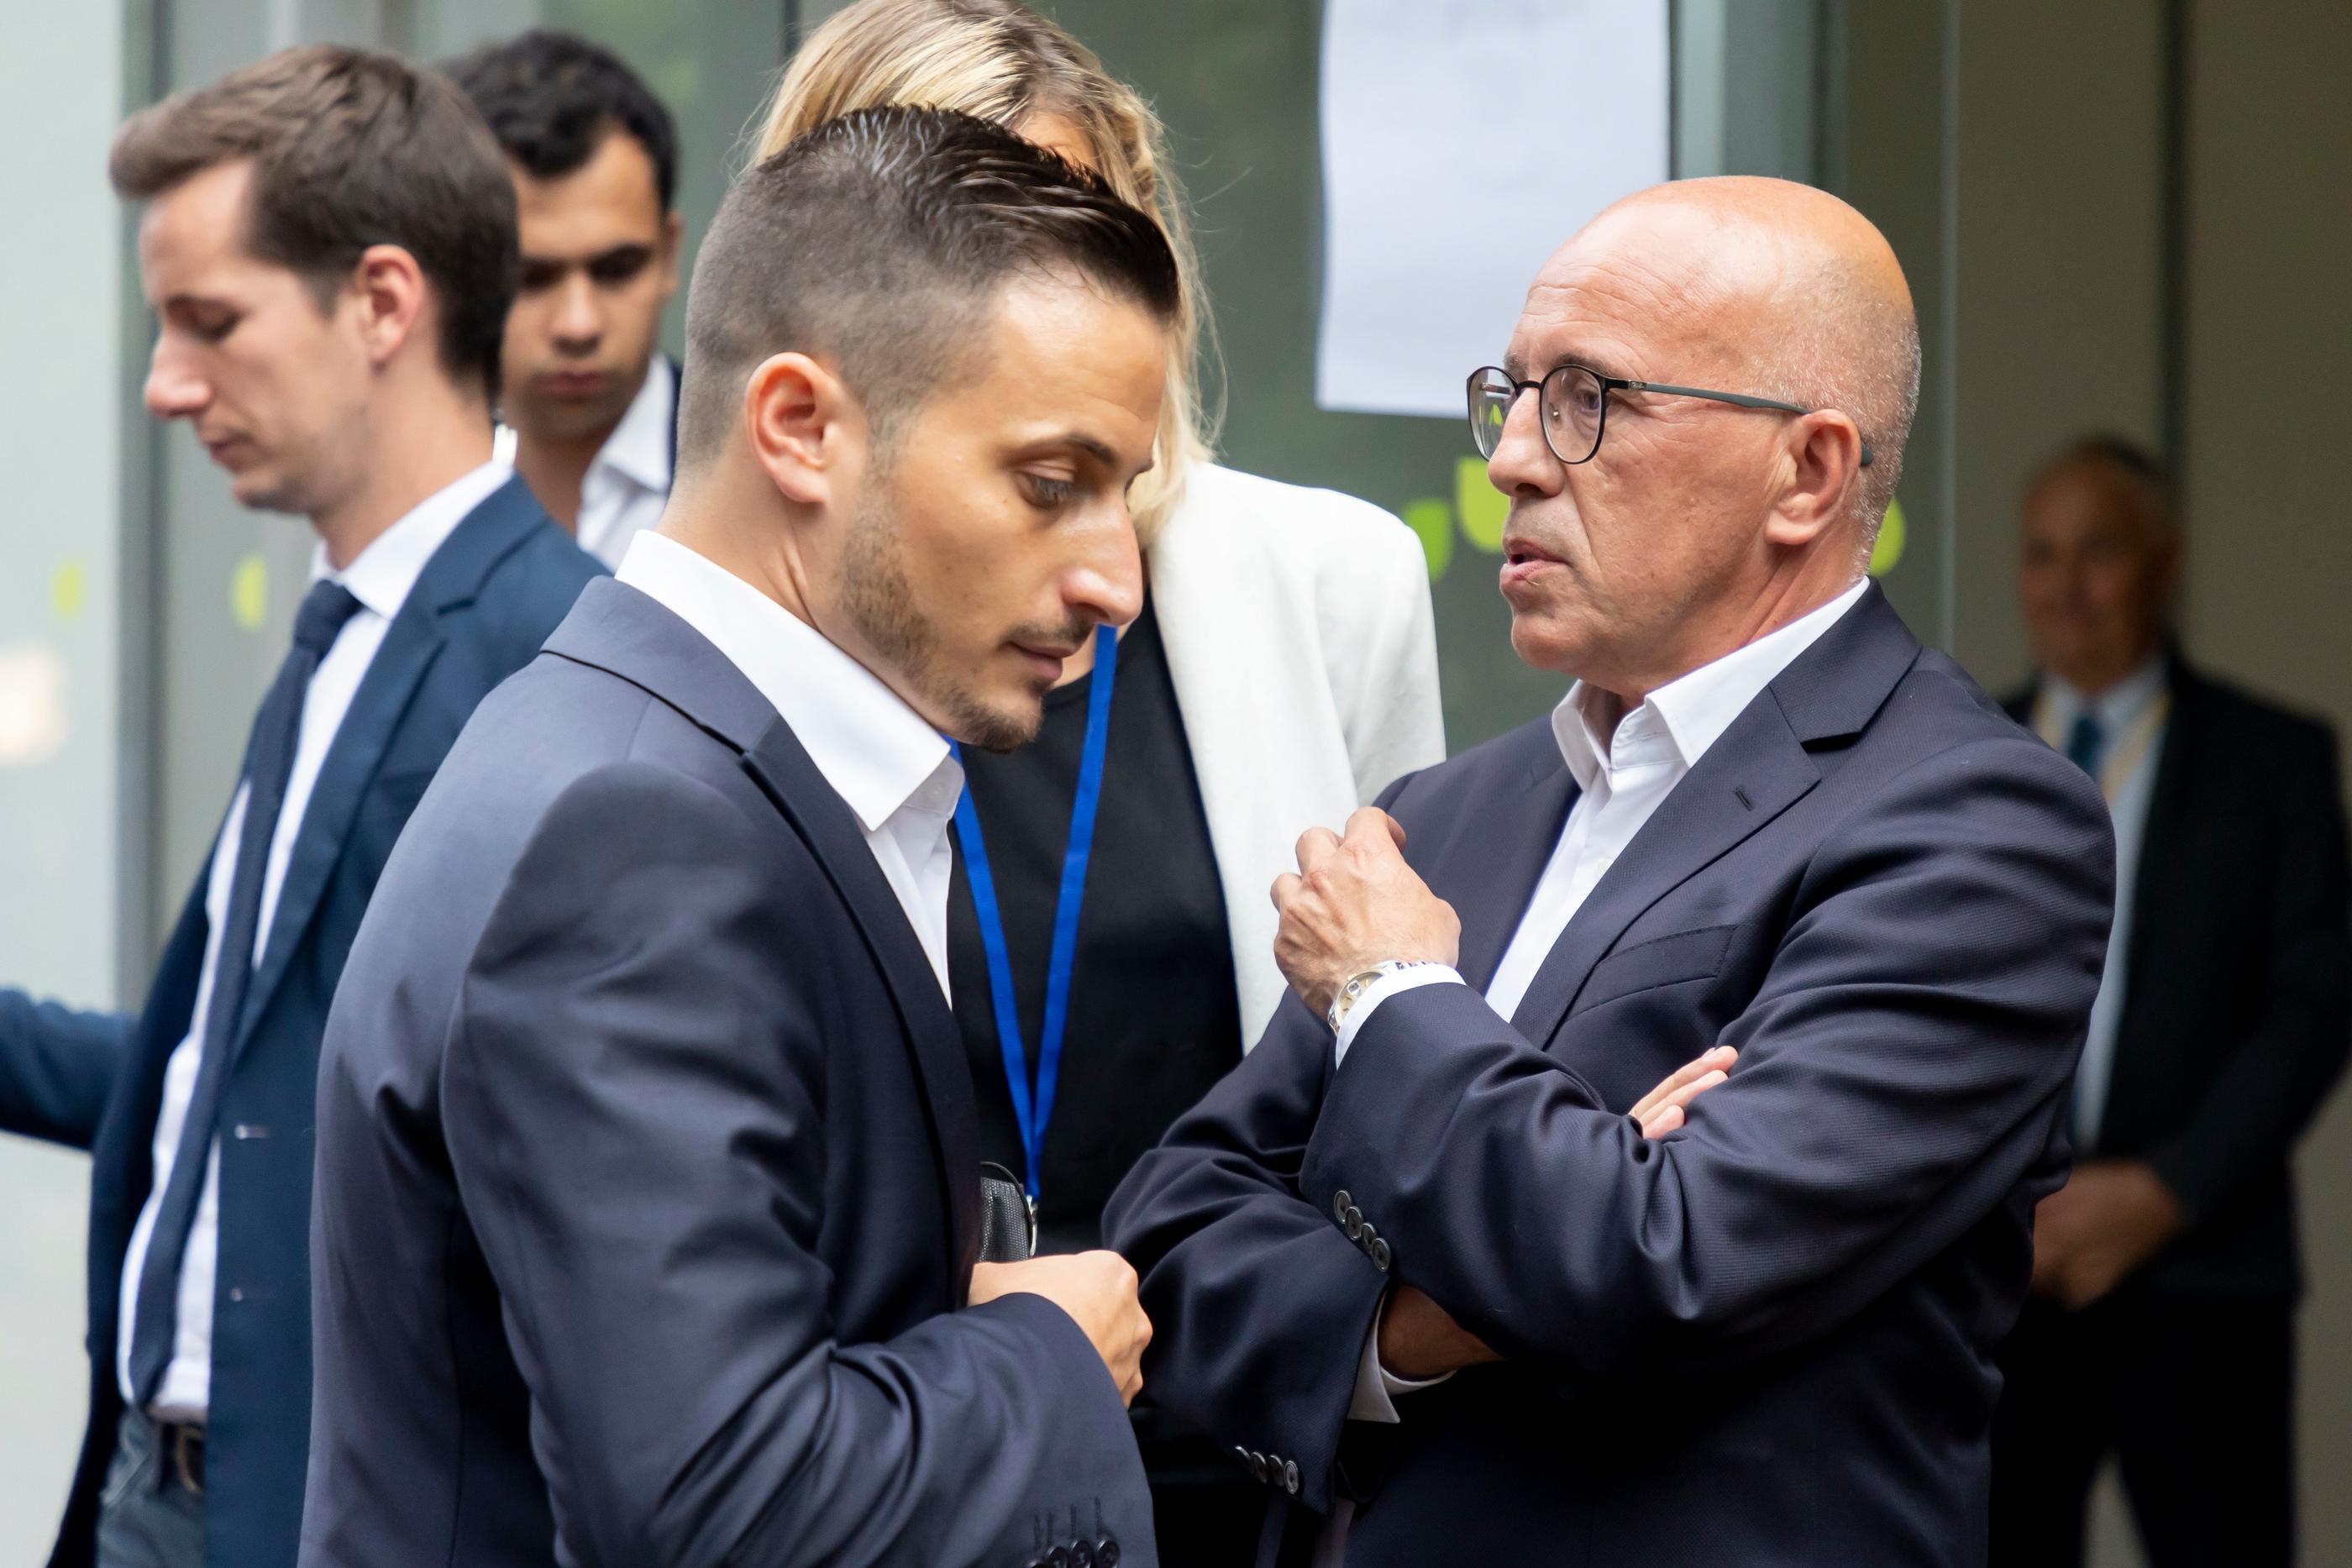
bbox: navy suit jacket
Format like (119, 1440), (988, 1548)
(1104, 587), (2116, 1567)
(0, 477), (601, 1568)
(302, 578), (1153, 1568)
(2006, 657), (2351, 1298)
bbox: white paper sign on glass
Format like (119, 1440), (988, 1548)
(1315, 0), (1671, 419)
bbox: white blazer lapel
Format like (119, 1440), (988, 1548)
(1151, 469), (1382, 1045)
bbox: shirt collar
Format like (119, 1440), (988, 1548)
(311, 459), (512, 621)
(1552, 579), (1872, 791)
(613, 531), (960, 832)
(2043, 654), (2168, 736)
(590, 359), (675, 496)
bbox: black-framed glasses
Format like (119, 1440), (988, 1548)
(1467, 364), (1873, 469)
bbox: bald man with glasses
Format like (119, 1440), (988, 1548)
(1105, 177), (2114, 1568)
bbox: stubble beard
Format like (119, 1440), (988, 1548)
(839, 484), (1042, 754)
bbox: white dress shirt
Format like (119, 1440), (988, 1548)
(119, 459), (512, 1419)
(1337, 578), (1871, 1424)
(2031, 657), (2169, 1149)
(575, 360), (674, 568)
(490, 359), (674, 569)
(614, 532), (963, 994)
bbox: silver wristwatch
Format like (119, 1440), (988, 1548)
(1326, 959), (1440, 1034)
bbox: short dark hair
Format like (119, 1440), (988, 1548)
(678, 104), (1180, 469)
(445, 29), (679, 212)
(110, 45), (517, 399)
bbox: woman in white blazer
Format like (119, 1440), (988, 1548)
(759, 0), (1444, 1044)
(755, 8), (1442, 1560)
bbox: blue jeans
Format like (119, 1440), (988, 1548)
(95, 1413), (203, 1568)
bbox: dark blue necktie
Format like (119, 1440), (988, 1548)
(2064, 711), (2106, 783)
(128, 578), (364, 1408)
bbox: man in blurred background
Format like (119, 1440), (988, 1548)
(450, 29), (682, 566)
(0, 46), (598, 1568)
(1993, 436), (2352, 1567)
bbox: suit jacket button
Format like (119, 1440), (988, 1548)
(1284, 1458), (1301, 1493)
(1095, 1539), (1121, 1568)
(1333, 1190), (1353, 1222)
(1249, 1450), (1269, 1483)
(1069, 1540), (1096, 1568)
(1342, 1205), (1364, 1239)
(1045, 1548), (1073, 1568)
(1368, 1237), (1393, 1272)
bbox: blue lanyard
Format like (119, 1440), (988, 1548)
(953, 622), (1119, 1203)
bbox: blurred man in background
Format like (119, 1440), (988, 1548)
(0, 47), (599, 1568)
(449, 30), (682, 566)
(1993, 436), (2352, 1567)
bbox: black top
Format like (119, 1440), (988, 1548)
(949, 593), (1242, 1254)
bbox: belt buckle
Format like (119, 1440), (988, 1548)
(168, 1424), (205, 1497)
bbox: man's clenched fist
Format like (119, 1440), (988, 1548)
(1271, 807), (1461, 1018)
(969, 1251), (1152, 1406)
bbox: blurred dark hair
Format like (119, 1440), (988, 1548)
(2061, 434), (2167, 487)
(2035, 434), (2177, 521)
(677, 103), (1180, 468)
(446, 29), (679, 211)
(110, 45), (517, 399)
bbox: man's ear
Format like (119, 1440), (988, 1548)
(743, 351), (858, 509)
(1764, 410), (1867, 550)
(351, 244), (428, 370)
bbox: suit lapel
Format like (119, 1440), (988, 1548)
(2120, 656), (2197, 994)
(1147, 477), (1368, 1046)
(235, 619), (439, 1058)
(1505, 696), (1820, 1046)
(1429, 747), (1579, 993)
(738, 721), (981, 1280)
(236, 480), (549, 1056)
(1502, 585), (1919, 1050)
(545, 578), (979, 1282)
(2013, 652), (2189, 998)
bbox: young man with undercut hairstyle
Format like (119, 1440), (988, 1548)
(0, 45), (601, 1568)
(448, 29), (683, 564)
(304, 107), (1179, 1568)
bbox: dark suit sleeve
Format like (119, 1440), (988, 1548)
(1115, 737), (2113, 1470)
(1104, 775), (1419, 1516)
(0, 989), (134, 1149)
(2145, 721), (2352, 1218)
(444, 763), (1150, 1568)
(1106, 995), (1389, 1513)
(1294, 735), (2112, 1383)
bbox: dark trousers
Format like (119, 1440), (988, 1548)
(1990, 1293), (2293, 1567)
(94, 1413), (204, 1568)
